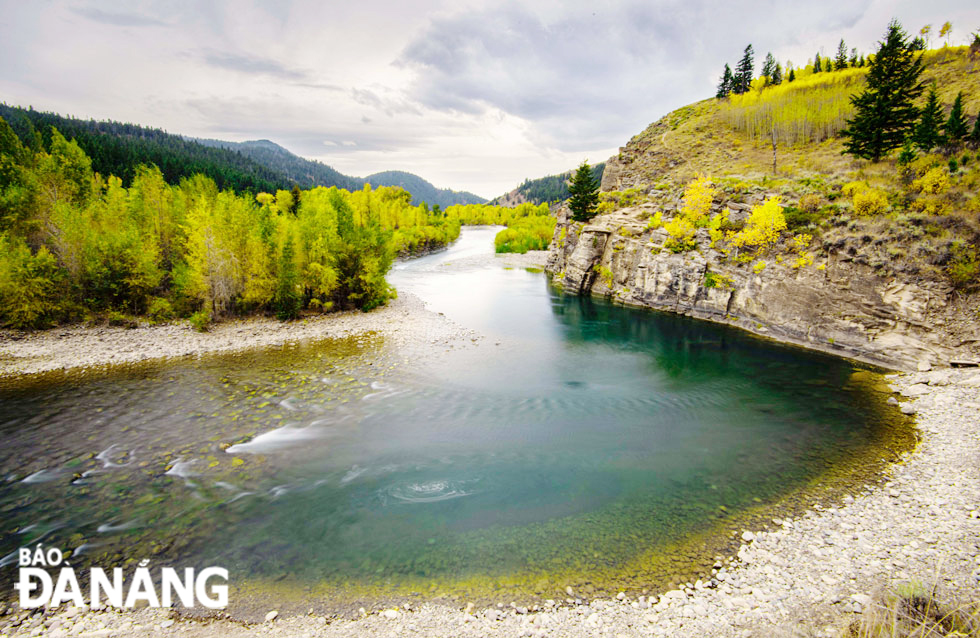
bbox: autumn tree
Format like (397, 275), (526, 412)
(568, 161), (599, 222)
(939, 21), (952, 46)
(841, 20), (925, 162)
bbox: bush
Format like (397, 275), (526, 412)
(853, 188), (889, 216)
(0, 235), (65, 329)
(494, 215), (555, 254)
(799, 193), (822, 214)
(188, 308), (211, 332)
(146, 297), (175, 323)
(948, 243), (979, 289)
(912, 167), (950, 194)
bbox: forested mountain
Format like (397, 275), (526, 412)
(0, 104), (487, 206)
(195, 138), (364, 191)
(492, 163), (605, 206)
(363, 170), (486, 208)
(0, 104), (286, 193)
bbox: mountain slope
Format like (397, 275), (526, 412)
(364, 170), (486, 207)
(0, 104), (287, 193)
(546, 45), (980, 370)
(195, 138), (363, 191)
(492, 163), (605, 206)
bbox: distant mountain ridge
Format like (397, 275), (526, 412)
(0, 103), (485, 206)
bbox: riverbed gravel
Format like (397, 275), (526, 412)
(1, 249), (978, 637)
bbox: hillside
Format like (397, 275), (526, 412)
(363, 170), (486, 208)
(492, 163), (605, 206)
(547, 44), (980, 370)
(0, 104), (286, 193)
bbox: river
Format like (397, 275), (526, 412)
(0, 226), (911, 613)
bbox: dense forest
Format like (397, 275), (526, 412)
(363, 170), (486, 208)
(494, 163), (605, 205)
(0, 118), (554, 330)
(0, 104), (286, 194)
(196, 138), (363, 191)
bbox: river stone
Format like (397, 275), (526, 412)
(264, 610), (278, 622)
(917, 360), (932, 372)
(901, 384), (931, 397)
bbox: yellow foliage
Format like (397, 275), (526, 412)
(912, 167), (949, 194)
(793, 233), (812, 251)
(841, 181), (867, 198)
(647, 211), (664, 230)
(753, 260), (767, 273)
(721, 67), (869, 145)
(726, 196), (787, 255)
(798, 193), (822, 214)
(852, 188), (889, 216)
(664, 216), (697, 252)
(680, 176), (715, 225)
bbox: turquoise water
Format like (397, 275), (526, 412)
(0, 227), (908, 609)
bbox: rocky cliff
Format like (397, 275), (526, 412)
(546, 201), (979, 371)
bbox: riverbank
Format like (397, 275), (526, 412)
(1, 367), (978, 637)
(0, 251), (550, 379)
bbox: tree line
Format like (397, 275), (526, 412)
(0, 118), (467, 329)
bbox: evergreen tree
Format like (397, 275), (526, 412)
(971, 112), (980, 147)
(274, 234), (301, 320)
(733, 45), (754, 94)
(841, 20), (925, 162)
(814, 53), (822, 73)
(913, 84), (944, 151)
(944, 92), (969, 144)
(849, 48), (859, 66)
(835, 39), (849, 69)
(910, 36), (926, 51)
(788, 67), (796, 82)
(568, 161), (599, 222)
(858, 55), (866, 67)
(761, 52), (777, 86)
(772, 63), (783, 85)
(716, 64), (734, 98)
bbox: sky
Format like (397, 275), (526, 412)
(1, 1), (978, 198)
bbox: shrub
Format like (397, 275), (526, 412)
(189, 308), (211, 332)
(912, 167), (949, 194)
(147, 297), (175, 323)
(704, 269), (734, 288)
(842, 181), (868, 198)
(495, 215), (556, 254)
(799, 193), (822, 214)
(593, 265), (614, 286)
(0, 235), (65, 329)
(853, 188), (889, 216)
(753, 260), (767, 273)
(948, 243), (979, 289)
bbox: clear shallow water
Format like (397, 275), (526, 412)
(0, 227), (910, 609)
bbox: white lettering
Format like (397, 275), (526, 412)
(90, 568), (124, 607)
(195, 567), (228, 609)
(50, 568), (84, 607)
(15, 567), (51, 607)
(161, 568), (195, 607)
(124, 567), (160, 608)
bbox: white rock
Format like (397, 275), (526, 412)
(917, 360), (932, 372)
(264, 610), (278, 622)
(900, 404), (917, 415)
(382, 609), (400, 619)
(741, 531), (756, 542)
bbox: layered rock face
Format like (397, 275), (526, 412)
(546, 206), (979, 371)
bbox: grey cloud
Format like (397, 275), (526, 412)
(200, 50), (309, 80)
(397, 0), (873, 150)
(70, 6), (169, 27)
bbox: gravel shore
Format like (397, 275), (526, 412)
(0, 251), (549, 379)
(2, 249), (978, 637)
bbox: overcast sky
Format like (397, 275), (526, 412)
(1, 1), (978, 198)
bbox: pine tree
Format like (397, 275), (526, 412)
(716, 64), (734, 98)
(841, 20), (925, 162)
(858, 55), (865, 67)
(274, 234), (301, 320)
(733, 45), (754, 94)
(772, 63), (783, 85)
(761, 52), (777, 86)
(944, 92), (969, 144)
(568, 161), (599, 222)
(913, 84), (944, 151)
(849, 48), (859, 67)
(835, 39), (849, 69)
(788, 67), (796, 82)
(814, 53), (822, 73)
(971, 112), (980, 147)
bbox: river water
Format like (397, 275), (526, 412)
(0, 226), (910, 611)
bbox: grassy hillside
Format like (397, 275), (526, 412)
(600, 45), (980, 289)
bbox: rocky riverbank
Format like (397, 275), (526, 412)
(2, 366), (978, 638)
(0, 251), (549, 379)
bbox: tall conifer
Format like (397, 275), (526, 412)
(835, 39), (849, 69)
(716, 64), (734, 98)
(944, 92), (969, 144)
(568, 161), (599, 222)
(733, 45), (754, 94)
(841, 20), (925, 162)
(913, 84), (944, 151)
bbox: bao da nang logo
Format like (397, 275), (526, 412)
(14, 544), (228, 609)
